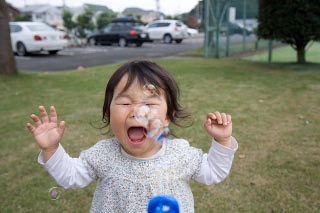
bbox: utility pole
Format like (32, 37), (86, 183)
(155, 0), (160, 19)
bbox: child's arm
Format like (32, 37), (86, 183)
(204, 111), (232, 148)
(27, 106), (65, 162)
(192, 112), (236, 185)
(28, 106), (94, 188)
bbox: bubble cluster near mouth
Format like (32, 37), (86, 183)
(132, 84), (170, 143)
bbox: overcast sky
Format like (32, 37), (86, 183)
(6, 0), (200, 15)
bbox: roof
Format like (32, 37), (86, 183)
(20, 4), (60, 14)
(111, 17), (138, 23)
(84, 3), (113, 14)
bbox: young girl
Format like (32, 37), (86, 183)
(27, 60), (238, 213)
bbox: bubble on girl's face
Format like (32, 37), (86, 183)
(143, 84), (156, 97)
(134, 104), (150, 126)
(147, 107), (158, 120)
(48, 187), (62, 200)
(147, 118), (163, 138)
(155, 127), (170, 143)
(133, 105), (170, 143)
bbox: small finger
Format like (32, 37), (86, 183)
(26, 123), (36, 133)
(58, 121), (66, 135)
(39, 106), (49, 123)
(50, 106), (58, 123)
(221, 113), (227, 125)
(207, 112), (216, 120)
(214, 111), (222, 124)
(30, 114), (42, 126)
(227, 114), (232, 124)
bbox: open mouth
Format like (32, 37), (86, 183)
(127, 127), (147, 146)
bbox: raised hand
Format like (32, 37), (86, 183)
(27, 106), (65, 161)
(204, 112), (232, 148)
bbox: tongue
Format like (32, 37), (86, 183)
(128, 127), (145, 141)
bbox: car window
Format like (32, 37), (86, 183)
(103, 26), (111, 33)
(111, 25), (121, 32)
(157, 23), (170, 27)
(176, 22), (182, 27)
(26, 24), (56, 32)
(147, 23), (157, 28)
(9, 24), (22, 33)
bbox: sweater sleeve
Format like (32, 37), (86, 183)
(38, 144), (95, 189)
(193, 137), (238, 185)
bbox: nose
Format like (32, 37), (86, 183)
(129, 105), (136, 118)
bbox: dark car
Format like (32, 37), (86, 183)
(87, 23), (152, 47)
(220, 22), (252, 36)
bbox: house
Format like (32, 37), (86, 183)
(19, 4), (63, 28)
(121, 7), (165, 23)
(6, 3), (20, 21)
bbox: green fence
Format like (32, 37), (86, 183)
(202, 0), (284, 60)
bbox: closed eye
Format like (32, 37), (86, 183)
(115, 103), (131, 106)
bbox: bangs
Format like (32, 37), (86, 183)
(121, 62), (164, 95)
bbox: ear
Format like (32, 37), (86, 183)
(163, 113), (172, 127)
(163, 118), (170, 127)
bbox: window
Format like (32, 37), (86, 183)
(111, 25), (121, 32)
(103, 25), (111, 33)
(148, 23), (157, 28)
(157, 23), (170, 27)
(9, 24), (22, 33)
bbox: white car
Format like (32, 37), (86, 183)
(187, 28), (199, 37)
(10, 22), (67, 56)
(145, 20), (188, 44)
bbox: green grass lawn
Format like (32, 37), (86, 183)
(245, 42), (320, 63)
(1, 58), (319, 212)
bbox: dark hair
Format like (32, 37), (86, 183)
(102, 60), (191, 128)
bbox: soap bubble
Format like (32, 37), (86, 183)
(143, 84), (156, 97)
(155, 127), (170, 143)
(134, 104), (150, 126)
(48, 187), (63, 200)
(147, 118), (163, 138)
(133, 105), (170, 143)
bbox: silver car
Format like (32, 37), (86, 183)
(145, 20), (188, 44)
(10, 21), (67, 56)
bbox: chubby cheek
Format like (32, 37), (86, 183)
(109, 106), (128, 139)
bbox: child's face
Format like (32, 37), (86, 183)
(109, 74), (170, 158)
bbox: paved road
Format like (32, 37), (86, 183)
(14, 34), (257, 71)
(15, 36), (204, 71)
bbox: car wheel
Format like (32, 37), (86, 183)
(88, 38), (96, 46)
(16, 42), (28, 56)
(163, 34), (173, 44)
(49, 50), (59, 55)
(136, 42), (143, 47)
(119, 38), (127, 47)
(175, 39), (182, 44)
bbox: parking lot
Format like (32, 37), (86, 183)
(14, 36), (204, 71)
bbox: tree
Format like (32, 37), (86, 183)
(76, 8), (94, 37)
(257, 0), (320, 64)
(96, 11), (112, 31)
(62, 8), (76, 32)
(0, 0), (17, 75)
(15, 14), (31, 21)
